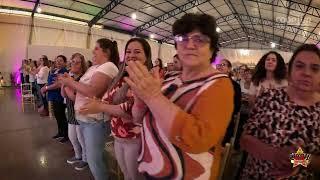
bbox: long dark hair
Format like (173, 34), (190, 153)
(96, 38), (120, 66)
(42, 55), (49, 67)
(288, 44), (320, 76)
(156, 58), (163, 69)
(109, 38), (153, 104)
(252, 51), (287, 86)
(32, 61), (38, 68)
(124, 38), (153, 70)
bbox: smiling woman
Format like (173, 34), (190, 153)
(124, 13), (234, 180)
(58, 38), (119, 180)
(78, 37), (153, 180)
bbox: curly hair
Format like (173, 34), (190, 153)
(252, 51), (287, 86)
(172, 13), (219, 63)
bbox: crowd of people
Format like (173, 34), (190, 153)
(15, 12), (320, 180)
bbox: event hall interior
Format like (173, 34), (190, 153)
(0, 0), (320, 179)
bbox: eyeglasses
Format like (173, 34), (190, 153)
(216, 64), (227, 68)
(174, 34), (210, 47)
(71, 60), (81, 65)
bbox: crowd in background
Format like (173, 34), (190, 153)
(12, 12), (320, 180)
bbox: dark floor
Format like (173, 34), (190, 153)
(0, 87), (93, 180)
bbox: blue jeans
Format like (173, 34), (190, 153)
(79, 121), (108, 180)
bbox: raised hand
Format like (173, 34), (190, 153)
(124, 61), (162, 104)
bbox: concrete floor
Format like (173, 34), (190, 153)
(0, 87), (93, 180)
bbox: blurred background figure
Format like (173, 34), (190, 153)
(153, 58), (165, 78)
(0, 72), (4, 87)
(165, 54), (182, 79)
(172, 54), (182, 71)
(216, 59), (242, 148)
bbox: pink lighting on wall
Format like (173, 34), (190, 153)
(213, 54), (223, 66)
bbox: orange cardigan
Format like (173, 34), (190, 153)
(169, 78), (234, 180)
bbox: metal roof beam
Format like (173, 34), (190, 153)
(217, 13), (320, 42)
(241, 0), (259, 45)
(279, 1), (292, 46)
(221, 37), (248, 47)
(304, 20), (320, 44)
(224, 0), (250, 38)
(208, 1), (241, 41)
(31, 0), (40, 18)
(220, 27), (300, 50)
(133, 0), (209, 33)
(272, 0), (275, 42)
(289, 0), (313, 49)
(88, 0), (125, 27)
(246, 0), (320, 18)
(256, 1), (267, 43)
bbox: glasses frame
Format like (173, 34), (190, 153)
(174, 34), (210, 47)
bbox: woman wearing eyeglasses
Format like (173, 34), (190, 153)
(124, 13), (234, 179)
(216, 59), (242, 148)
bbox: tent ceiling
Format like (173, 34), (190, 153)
(1, 0), (320, 51)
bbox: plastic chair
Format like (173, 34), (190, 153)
(21, 83), (36, 112)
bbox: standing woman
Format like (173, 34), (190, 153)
(249, 51), (287, 102)
(79, 38), (153, 180)
(58, 38), (119, 180)
(240, 44), (320, 179)
(23, 59), (31, 83)
(154, 58), (165, 78)
(36, 55), (50, 116)
(125, 13), (234, 179)
(61, 53), (88, 170)
(29, 61), (38, 96)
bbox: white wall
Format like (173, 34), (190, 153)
(0, 14), (29, 73)
(0, 14), (177, 76)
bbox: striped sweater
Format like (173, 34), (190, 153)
(138, 73), (234, 180)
